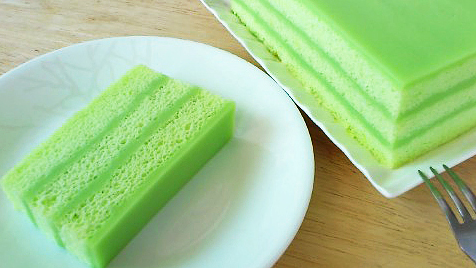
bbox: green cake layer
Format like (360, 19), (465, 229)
(1, 65), (235, 268)
(231, 0), (476, 167)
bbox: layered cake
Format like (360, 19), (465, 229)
(1, 65), (235, 268)
(231, 0), (476, 167)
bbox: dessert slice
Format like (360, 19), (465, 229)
(1, 65), (235, 268)
(231, 0), (476, 167)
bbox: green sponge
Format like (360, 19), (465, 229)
(1, 65), (235, 268)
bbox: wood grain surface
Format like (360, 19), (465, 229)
(1, 0), (476, 267)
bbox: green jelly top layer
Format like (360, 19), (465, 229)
(301, 0), (476, 86)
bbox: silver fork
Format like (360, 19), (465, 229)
(419, 165), (476, 264)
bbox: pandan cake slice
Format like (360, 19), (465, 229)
(231, 0), (476, 167)
(0, 65), (235, 268)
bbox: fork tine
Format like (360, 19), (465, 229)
(430, 167), (472, 222)
(444, 164), (476, 214)
(419, 170), (460, 226)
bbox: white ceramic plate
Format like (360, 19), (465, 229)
(200, 0), (476, 197)
(0, 37), (314, 268)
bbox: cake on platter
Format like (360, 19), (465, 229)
(231, 0), (476, 168)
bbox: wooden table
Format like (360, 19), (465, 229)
(1, 1), (475, 267)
